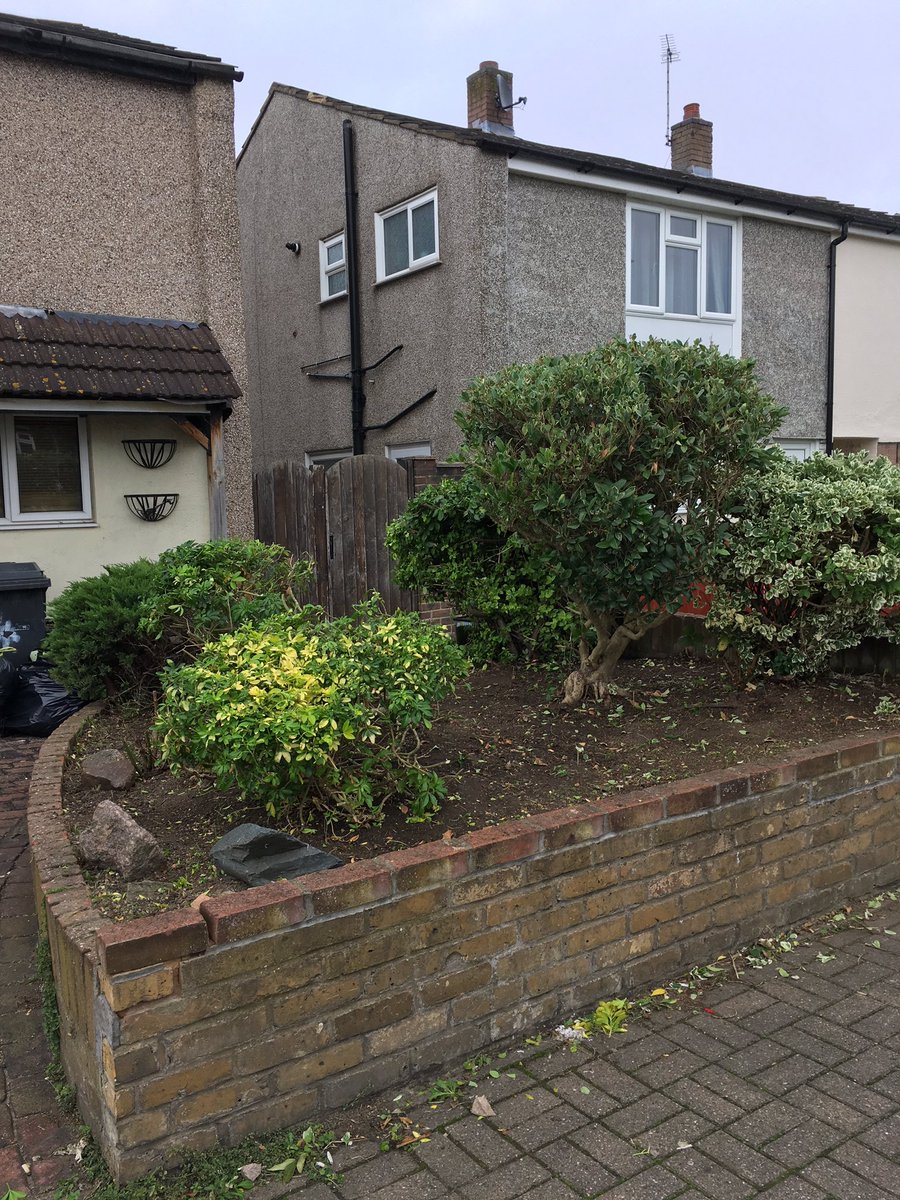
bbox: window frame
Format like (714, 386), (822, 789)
(385, 442), (432, 461)
(375, 188), (440, 283)
(318, 232), (347, 302)
(305, 448), (351, 469)
(0, 413), (92, 526)
(627, 203), (737, 321)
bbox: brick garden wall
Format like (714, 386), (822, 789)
(29, 709), (900, 1181)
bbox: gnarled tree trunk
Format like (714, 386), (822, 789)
(561, 609), (672, 707)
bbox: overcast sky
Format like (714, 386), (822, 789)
(7, 0), (900, 214)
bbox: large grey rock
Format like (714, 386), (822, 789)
(210, 823), (341, 886)
(82, 749), (136, 791)
(77, 799), (165, 881)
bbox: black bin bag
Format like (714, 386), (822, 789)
(3, 662), (85, 738)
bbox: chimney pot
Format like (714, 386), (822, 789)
(671, 102), (713, 177)
(467, 60), (516, 135)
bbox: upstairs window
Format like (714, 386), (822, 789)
(376, 189), (439, 282)
(0, 415), (91, 525)
(319, 233), (347, 301)
(628, 204), (736, 318)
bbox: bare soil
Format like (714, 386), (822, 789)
(60, 656), (900, 921)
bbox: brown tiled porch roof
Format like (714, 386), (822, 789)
(0, 308), (241, 407)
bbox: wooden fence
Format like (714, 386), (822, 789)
(254, 456), (418, 616)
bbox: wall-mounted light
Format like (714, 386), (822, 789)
(285, 241), (301, 255)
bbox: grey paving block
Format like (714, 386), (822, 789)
(812, 1071), (897, 1119)
(567, 1124), (648, 1179)
(771, 1023), (855, 1067)
(740, 1001), (807, 1037)
(584, 1165), (684, 1199)
(802, 1156), (896, 1199)
(504, 1101), (588, 1151)
(534, 1138), (616, 1196)
(447, 1119), (520, 1169)
(547, 1072), (620, 1118)
(838, 1046), (898, 1085)
(857, 1111), (900, 1156)
(577, 1059), (650, 1105)
(459, 1155), (549, 1199)
(666, 1147), (756, 1199)
(409, 1132), (487, 1188)
(782, 1083), (872, 1133)
(335, 1151), (419, 1199)
(633, 1048), (704, 1088)
(602, 1092), (683, 1138)
(692, 1064), (770, 1111)
(831, 1139), (900, 1194)
(663, 1078), (744, 1126)
(696, 1129), (785, 1187)
(765, 1118), (847, 1167)
(753, 1052), (826, 1095)
(724, 1098), (805, 1148)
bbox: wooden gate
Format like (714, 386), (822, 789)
(253, 456), (415, 616)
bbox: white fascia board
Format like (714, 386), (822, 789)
(0, 399), (212, 414)
(507, 156), (842, 233)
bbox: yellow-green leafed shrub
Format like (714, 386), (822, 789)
(155, 600), (469, 827)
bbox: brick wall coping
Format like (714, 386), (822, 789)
(27, 704), (900, 978)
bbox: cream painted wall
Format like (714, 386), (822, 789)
(834, 236), (900, 440)
(2, 415), (210, 598)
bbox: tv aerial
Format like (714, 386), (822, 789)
(660, 34), (680, 150)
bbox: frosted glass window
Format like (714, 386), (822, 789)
(383, 210), (409, 276)
(377, 189), (439, 281)
(666, 246), (698, 314)
(319, 233), (347, 300)
(412, 200), (436, 260)
(706, 222), (733, 313)
(630, 209), (660, 306)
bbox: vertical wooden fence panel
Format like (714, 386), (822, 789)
(254, 457), (420, 617)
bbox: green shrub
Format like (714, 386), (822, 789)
(140, 539), (314, 657)
(43, 560), (161, 700)
(386, 473), (578, 665)
(456, 337), (786, 704)
(155, 600), (469, 827)
(707, 451), (900, 678)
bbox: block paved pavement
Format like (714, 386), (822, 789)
(258, 894), (900, 1200)
(1, 730), (898, 1199)
(0, 737), (79, 1200)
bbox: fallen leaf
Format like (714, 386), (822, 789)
(676, 1140), (693, 1151)
(470, 1095), (495, 1117)
(240, 1163), (263, 1182)
(441, 830), (453, 842)
(190, 891), (211, 910)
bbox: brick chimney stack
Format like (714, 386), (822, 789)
(467, 60), (516, 135)
(670, 102), (713, 177)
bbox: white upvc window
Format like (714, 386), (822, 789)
(375, 188), (439, 282)
(305, 448), (351, 468)
(0, 414), (92, 525)
(319, 233), (347, 301)
(627, 203), (737, 319)
(385, 442), (432, 461)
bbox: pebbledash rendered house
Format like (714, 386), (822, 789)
(0, 12), (253, 598)
(237, 60), (900, 472)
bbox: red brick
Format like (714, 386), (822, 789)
(608, 794), (665, 831)
(200, 879), (306, 944)
(378, 841), (468, 890)
(794, 748), (840, 779)
(296, 861), (392, 915)
(461, 820), (542, 867)
(525, 804), (608, 848)
(97, 909), (208, 975)
(665, 781), (718, 817)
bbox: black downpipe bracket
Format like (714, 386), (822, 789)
(342, 119), (365, 455)
(825, 219), (849, 456)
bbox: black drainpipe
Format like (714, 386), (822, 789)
(825, 219), (849, 456)
(342, 118), (365, 455)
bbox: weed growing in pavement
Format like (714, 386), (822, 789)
(53, 1123), (351, 1200)
(426, 1078), (467, 1103)
(36, 935), (76, 1112)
